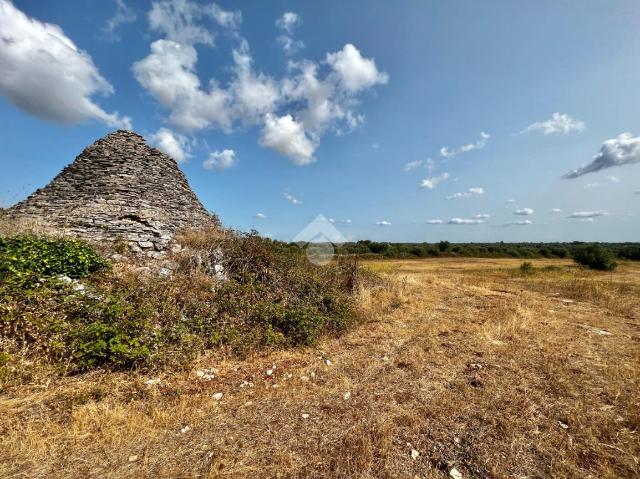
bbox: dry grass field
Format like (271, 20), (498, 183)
(1, 258), (639, 478)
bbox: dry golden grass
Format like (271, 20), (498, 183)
(1, 258), (639, 478)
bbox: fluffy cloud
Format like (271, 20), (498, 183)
(440, 132), (490, 159)
(506, 220), (532, 226)
(326, 43), (388, 92)
(426, 219), (443, 224)
(277, 35), (304, 56)
(133, 39), (233, 131)
(148, 127), (190, 162)
(203, 149), (237, 170)
(514, 208), (534, 216)
(551, 208), (563, 213)
(563, 133), (640, 178)
(103, 0), (136, 41)
(260, 114), (317, 165)
(375, 220), (392, 226)
(255, 212), (267, 219)
(284, 192), (302, 205)
(275, 12), (303, 55)
(135, 2), (388, 165)
(420, 172), (450, 189)
(520, 112), (585, 135)
(568, 210), (609, 219)
(446, 187), (484, 200)
(148, 0), (240, 45)
(230, 41), (281, 124)
(474, 214), (491, 219)
(276, 12), (301, 33)
(606, 175), (619, 183)
(448, 218), (483, 225)
(0, 0), (131, 128)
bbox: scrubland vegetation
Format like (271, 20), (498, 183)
(0, 221), (638, 478)
(1, 228), (363, 384)
(336, 239), (640, 262)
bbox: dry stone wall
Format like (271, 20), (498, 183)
(8, 130), (215, 251)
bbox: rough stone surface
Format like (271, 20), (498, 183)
(8, 130), (214, 250)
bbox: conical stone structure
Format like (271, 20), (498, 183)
(8, 130), (214, 251)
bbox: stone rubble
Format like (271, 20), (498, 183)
(8, 130), (215, 251)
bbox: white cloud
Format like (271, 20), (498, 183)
(284, 192), (302, 205)
(230, 41), (281, 124)
(551, 208), (563, 213)
(426, 219), (443, 224)
(568, 210), (609, 219)
(514, 208), (534, 216)
(474, 214), (491, 219)
(275, 12), (303, 55)
(149, 127), (190, 162)
(440, 132), (490, 159)
(326, 43), (388, 92)
(448, 218), (483, 225)
(520, 112), (585, 135)
(148, 0), (240, 45)
(255, 212), (267, 219)
(260, 114), (317, 165)
(580, 218), (595, 223)
(403, 159), (423, 172)
(375, 220), (392, 226)
(563, 133), (640, 178)
(0, 0), (131, 128)
(276, 12), (301, 33)
(506, 220), (532, 226)
(420, 172), (450, 189)
(446, 187), (484, 200)
(103, 0), (136, 41)
(606, 175), (619, 183)
(341, 219), (352, 224)
(133, 39), (233, 131)
(277, 35), (304, 56)
(203, 149), (237, 170)
(135, 4), (387, 165)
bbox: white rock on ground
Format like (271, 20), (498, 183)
(343, 391), (351, 400)
(410, 449), (420, 460)
(212, 392), (223, 401)
(450, 468), (462, 479)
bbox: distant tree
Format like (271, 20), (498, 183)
(438, 240), (451, 252)
(572, 244), (617, 271)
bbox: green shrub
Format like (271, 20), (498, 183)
(0, 235), (109, 285)
(0, 230), (361, 377)
(572, 244), (617, 271)
(72, 321), (151, 369)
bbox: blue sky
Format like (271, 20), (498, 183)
(1, 0), (639, 242)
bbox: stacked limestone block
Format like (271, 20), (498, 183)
(8, 130), (214, 251)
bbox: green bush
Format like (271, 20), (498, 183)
(0, 230), (361, 377)
(72, 321), (151, 369)
(0, 235), (109, 284)
(572, 244), (617, 271)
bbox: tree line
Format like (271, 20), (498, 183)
(332, 241), (640, 261)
